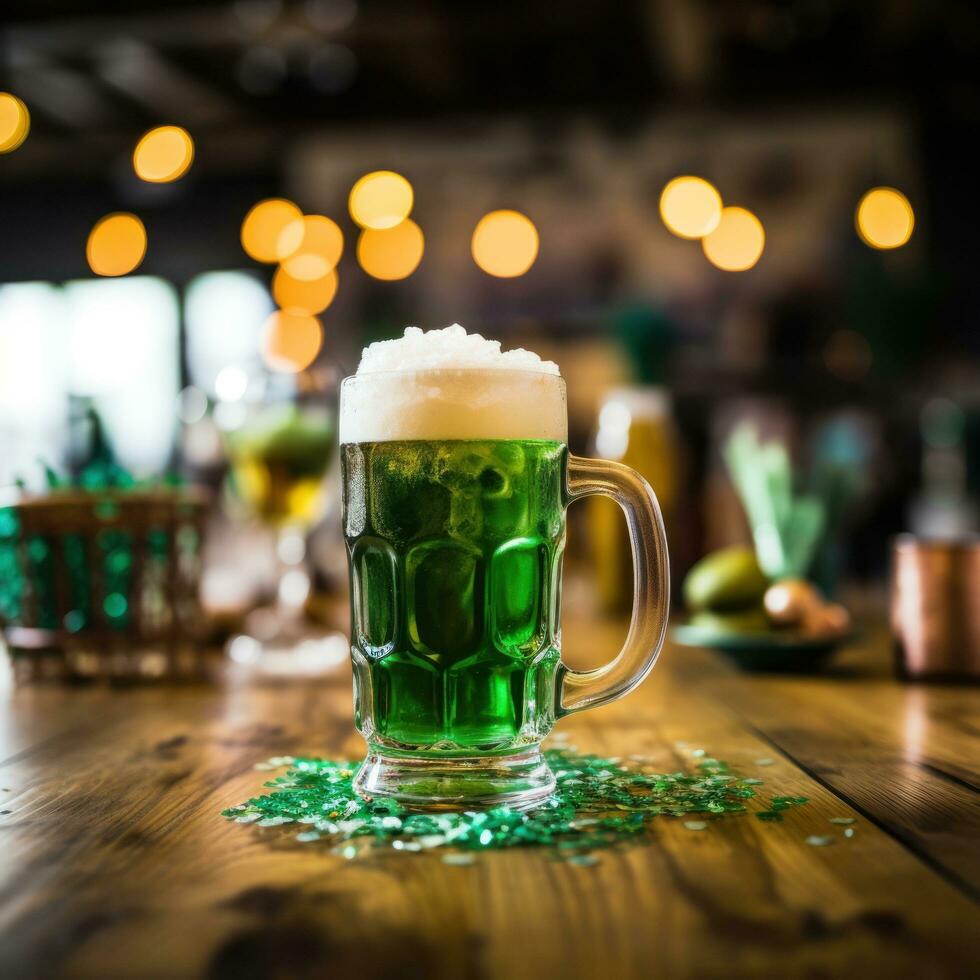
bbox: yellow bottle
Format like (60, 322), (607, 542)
(590, 388), (680, 614)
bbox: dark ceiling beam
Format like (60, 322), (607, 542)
(7, 50), (116, 129)
(93, 39), (238, 126)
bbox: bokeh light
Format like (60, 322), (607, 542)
(0, 92), (30, 153)
(132, 125), (194, 183)
(176, 385), (208, 425)
(357, 219), (425, 280)
(214, 364), (249, 402)
(659, 176), (722, 239)
(279, 215), (344, 280)
(349, 171), (414, 230)
(273, 266), (339, 314)
(86, 213), (148, 277)
(262, 309), (323, 372)
(471, 210), (539, 278)
(701, 206), (765, 271)
(855, 187), (914, 249)
(241, 198), (304, 263)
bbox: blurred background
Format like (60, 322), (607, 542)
(1, 0), (979, 649)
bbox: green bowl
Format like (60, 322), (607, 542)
(671, 623), (852, 673)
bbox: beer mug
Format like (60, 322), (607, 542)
(340, 363), (669, 809)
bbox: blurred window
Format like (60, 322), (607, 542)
(0, 282), (69, 487)
(0, 271), (269, 487)
(185, 271), (273, 397)
(64, 276), (180, 475)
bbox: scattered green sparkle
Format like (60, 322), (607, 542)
(770, 796), (809, 810)
(755, 795), (807, 822)
(829, 817), (855, 825)
(805, 835), (835, 847)
(224, 748), (807, 860)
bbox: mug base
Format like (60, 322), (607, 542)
(353, 747), (556, 812)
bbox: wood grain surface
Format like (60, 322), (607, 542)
(1, 614), (978, 980)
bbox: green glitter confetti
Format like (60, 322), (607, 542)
(754, 758), (775, 766)
(755, 795), (807, 822)
(829, 817), (855, 825)
(770, 796), (809, 810)
(223, 748), (798, 860)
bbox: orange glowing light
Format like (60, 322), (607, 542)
(701, 206), (765, 271)
(0, 92), (30, 153)
(86, 213), (148, 277)
(659, 176), (723, 239)
(349, 171), (414, 230)
(471, 210), (539, 278)
(262, 310), (323, 372)
(357, 219), (424, 281)
(856, 187), (914, 249)
(272, 266), (339, 315)
(279, 215), (344, 280)
(132, 125), (194, 183)
(241, 199), (304, 263)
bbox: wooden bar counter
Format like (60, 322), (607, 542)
(1, 614), (977, 979)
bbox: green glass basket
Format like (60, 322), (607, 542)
(0, 487), (210, 681)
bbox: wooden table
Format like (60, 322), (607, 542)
(1, 616), (978, 979)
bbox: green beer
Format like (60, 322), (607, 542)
(342, 439), (565, 753)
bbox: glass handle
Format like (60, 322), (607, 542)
(557, 454), (670, 716)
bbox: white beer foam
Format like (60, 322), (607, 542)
(340, 325), (566, 443)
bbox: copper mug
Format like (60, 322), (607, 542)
(891, 535), (980, 681)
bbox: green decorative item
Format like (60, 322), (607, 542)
(0, 460), (208, 681)
(224, 745), (808, 860)
(723, 425), (825, 580)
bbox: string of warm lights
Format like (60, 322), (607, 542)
(0, 92), (31, 153)
(349, 170), (423, 279)
(262, 309), (323, 373)
(133, 126), (194, 183)
(660, 176), (766, 271)
(472, 210), (539, 277)
(855, 187), (915, 249)
(357, 220), (425, 281)
(659, 177), (723, 239)
(702, 206), (766, 272)
(349, 171), (414, 230)
(658, 174), (917, 267)
(80, 124), (197, 278)
(86, 214), (148, 277)
(2, 89), (920, 377)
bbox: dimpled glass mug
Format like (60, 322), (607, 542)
(340, 328), (669, 810)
